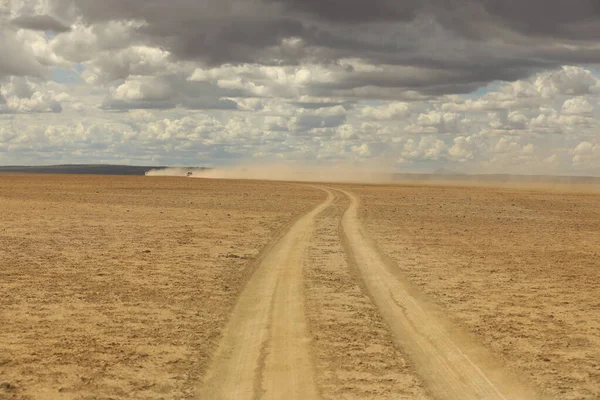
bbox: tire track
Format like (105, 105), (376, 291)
(304, 190), (431, 399)
(338, 188), (544, 400)
(198, 189), (332, 400)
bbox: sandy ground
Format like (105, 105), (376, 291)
(304, 191), (430, 399)
(0, 175), (323, 399)
(199, 185), (544, 400)
(340, 189), (541, 400)
(352, 182), (600, 400)
(199, 189), (332, 399)
(1, 175), (598, 399)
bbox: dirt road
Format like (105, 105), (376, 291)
(199, 189), (333, 400)
(198, 187), (542, 399)
(340, 189), (542, 400)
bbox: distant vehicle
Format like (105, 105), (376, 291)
(187, 171), (193, 177)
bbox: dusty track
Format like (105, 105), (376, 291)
(304, 190), (430, 399)
(339, 189), (542, 400)
(199, 187), (543, 399)
(198, 189), (332, 400)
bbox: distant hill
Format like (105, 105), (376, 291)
(0, 164), (169, 176)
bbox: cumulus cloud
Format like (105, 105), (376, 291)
(416, 110), (461, 133)
(361, 102), (411, 120)
(0, 27), (46, 78)
(101, 76), (240, 111)
(0, 0), (600, 175)
(562, 97), (594, 115)
(448, 136), (477, 163)
(21, 0), (594, 96)
(571, 141), (600, 169)
(535, 66), (600, 97)
(0, 77), (64, 113)
(290, 105), (347, 132)
(401, 136), (448, 161)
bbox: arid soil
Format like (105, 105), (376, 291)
(304, 191), (430, 399)
(198, 183), (543, 400)
(352, 182), (600, 400)
(0, 175), (323, 399)
(340, 188), (541, 400)
(199, 190), (333, 400)
(1, 175), (598, 400)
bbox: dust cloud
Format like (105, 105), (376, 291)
(144, 167), (207, 177)
(195, 165), (396, 183)
(144, 164), (600, 192)
(146, 164), (395, 184)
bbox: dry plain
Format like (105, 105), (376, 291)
(350, 182), (600, 400)
(0, 175), (323, 399)
(0, 174), (599, 399)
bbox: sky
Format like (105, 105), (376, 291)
(1, 0), (600, 175)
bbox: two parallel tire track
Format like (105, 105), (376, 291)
(198, 187), (542, 400)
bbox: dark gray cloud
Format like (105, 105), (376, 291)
(44, 0), (600, 95)
(478, 0), (600, 39)
(11, 15), (71, 33)
(0, 29), (45, 79)
(274, 0), (600, 39)
(272, 0), (421, 23)
(162, 17), (305, 65)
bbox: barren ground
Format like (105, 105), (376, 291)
(304, 191), (430, 399)
(0, 174), (323, 399)
(1, 175), (598, 400)
(351, 182), (600, 400)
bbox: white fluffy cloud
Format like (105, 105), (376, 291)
(562, 97), (594, 115)
(400, 137), (447, 162)
(361, 102), (411, 120)
(0, 77), (65, 113)
(535, 66), (600, 97)
(448, 136), (477, 163)
(2, 62), (600, 175)
(571, 141), (600, 169)
(1, 0), (600, 176)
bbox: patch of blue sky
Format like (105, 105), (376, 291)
(585, 65), (600, 76)
(52, 65), (85, 84)
(464, 81), (503, 99)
